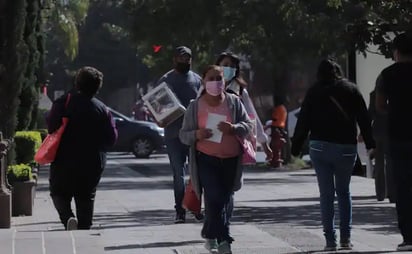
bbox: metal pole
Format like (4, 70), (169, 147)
(0, 131), (12, 228)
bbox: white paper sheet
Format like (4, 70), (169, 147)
(205, 113), (226, 143)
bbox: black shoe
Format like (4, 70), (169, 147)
(193, 212), (204, 221)
(174, 212), (185, 224)
(397, 242), (412, 251)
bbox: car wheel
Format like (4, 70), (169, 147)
(132, 137), (154, 158)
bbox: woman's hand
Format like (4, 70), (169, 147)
(196, 128), (213, 140)
(218, 121), (234, 135)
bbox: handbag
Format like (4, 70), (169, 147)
(182, 178), (201, 214)
(237, 135), (256, 165)
(34, 94), (71, 165)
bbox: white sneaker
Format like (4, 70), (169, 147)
(217, 241), (232, 254)
(66, 217), (78, 231)
(204, 238), (218, 253)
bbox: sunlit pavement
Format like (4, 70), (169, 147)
(0, 152), (408, 254)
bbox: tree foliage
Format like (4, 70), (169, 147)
(17, 0), (44, 131)
(45, 0), (90, 61)
(123, 0), (412, 88)
(74, 0), (142, 100)
(0, 0), (28, 138)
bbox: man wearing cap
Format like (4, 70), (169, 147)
(376, 32), (412, 251)
(156, 46), (202, 223)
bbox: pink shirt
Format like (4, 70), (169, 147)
(196, 96), (241, 158)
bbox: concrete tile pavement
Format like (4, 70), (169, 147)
(0, 154), (409, 253)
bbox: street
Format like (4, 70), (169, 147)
(0, 152), (407, 254)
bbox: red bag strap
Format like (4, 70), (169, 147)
(64, 93), (71, 109)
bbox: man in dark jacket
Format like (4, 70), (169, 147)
(376, 32), (412, 251)
(156, 46), (202, 223)
(47, 66), (118, 230)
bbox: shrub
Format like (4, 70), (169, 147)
(35, 129), (48, 141)
(14, 131), (42, 164)
(7, 164), (33, 184)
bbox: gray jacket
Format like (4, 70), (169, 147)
(179, 93), (253, 199)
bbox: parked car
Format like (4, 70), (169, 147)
(108, 108), (164, 158)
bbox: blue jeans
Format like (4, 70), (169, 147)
(197, 152), (237, 243)
(309, 140), (357, 245)
(165, 137), (189, 214)
(388, 140), (412, 243)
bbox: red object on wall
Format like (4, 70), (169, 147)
(152, 45), (162, 53)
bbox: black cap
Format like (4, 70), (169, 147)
(175, 46), (192, 57)
(393, 32), (412, 55)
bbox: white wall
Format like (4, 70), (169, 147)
(355, 44), (393, 106)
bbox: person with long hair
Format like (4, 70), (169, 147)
(179, 65), (253, 254)
(215, 52), (273, 161)
(291, 59), (375, 251)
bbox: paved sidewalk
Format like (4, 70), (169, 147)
(0, 153), (408, 253)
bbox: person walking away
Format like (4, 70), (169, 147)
(375, 32), (412, 251)
(156, 46), (202, 223)
(180, 65), (253, 254)
(47, 66), (118, 230)
(291, 59), (375, 251)
(368, 88), (396, 202)
(270, 96), (287, 168)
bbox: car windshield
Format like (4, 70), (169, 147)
(108, 108), (133, 121)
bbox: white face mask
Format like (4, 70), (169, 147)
(222, 66), (236, 81)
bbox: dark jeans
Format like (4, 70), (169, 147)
(388, 140), (412, 243)
(49, 163), (102, 229)
(374, 136), (396, 202)
(51, 192), (96, 229)
(197, 151), (237, 243)
(309, 140), (357, 245)
(165, 137), (189, 214)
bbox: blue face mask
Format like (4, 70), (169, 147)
(222, 66), (236, 81)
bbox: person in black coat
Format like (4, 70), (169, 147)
(47, 66), (118, 230)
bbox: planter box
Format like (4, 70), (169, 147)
(11, 180), (35, 216)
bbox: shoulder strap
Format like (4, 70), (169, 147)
(329, 96), (350, 121)
(64, 93), (71, 108)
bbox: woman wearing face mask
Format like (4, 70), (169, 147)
(215, 52), (273, 230)
(216, 52), (273, 160)
(180, 65), (253, 254)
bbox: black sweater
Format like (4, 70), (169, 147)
(291, 79), (375, 156)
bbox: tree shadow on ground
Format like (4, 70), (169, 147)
(104, 240), (203, 251)
(287, 250), (399, 254)
(232, 203), (398, 234)
(92, 209), (202, 229)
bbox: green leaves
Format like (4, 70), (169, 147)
(46, 0), (90, 61)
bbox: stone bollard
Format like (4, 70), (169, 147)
(0, 131), (12, 228)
